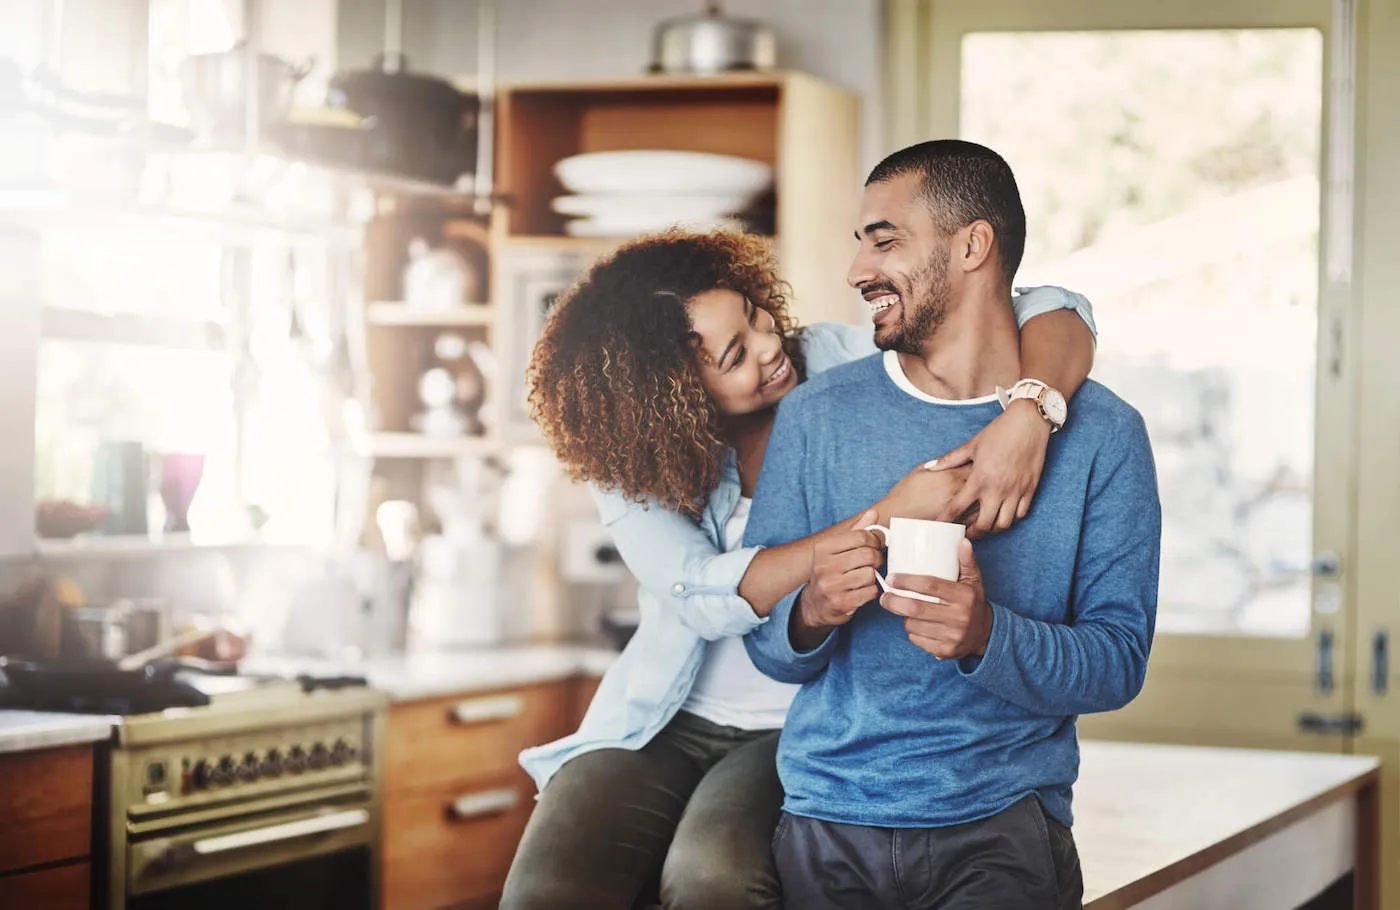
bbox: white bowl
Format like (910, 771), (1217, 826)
(553, 151), (774, 197)
(551, 193), (752, 222)
(563, 216), (742, 238)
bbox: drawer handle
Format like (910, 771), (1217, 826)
(451, 694), (525, 725)
(448, 788), (520, 821)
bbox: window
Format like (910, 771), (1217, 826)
(961, 29), (1324, 636)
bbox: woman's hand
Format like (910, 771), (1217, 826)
(878, 461), (973, 524)
(929, 399), (1052, 537)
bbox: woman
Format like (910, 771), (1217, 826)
(501, 230), (1096, 909)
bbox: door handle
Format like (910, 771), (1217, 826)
(1315, 628), (1335, 695)
(1311, 551), (1342, 577)
(1373, 630), (1389, 695)
(1297, 712), (1364, 736)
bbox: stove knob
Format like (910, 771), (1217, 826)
(191, 759), (213, 790)
(285, 746), (307, 774)
(308, 743), (330, 770)
(210, 756), (235, 786)
(237, 752), (260, 782)
(329, 739), (352, 766)
(260, 748), (284, 777)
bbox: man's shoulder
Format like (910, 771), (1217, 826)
(781, 353), (885, 415)
(1067, 380), (1150, 445)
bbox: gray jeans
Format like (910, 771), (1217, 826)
(773, 795), (1084, 909)
(500, 711), (784, 910)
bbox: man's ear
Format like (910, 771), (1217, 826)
(958, 221), (997, 273)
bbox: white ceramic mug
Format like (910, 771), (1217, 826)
(865, 517), (965, 603)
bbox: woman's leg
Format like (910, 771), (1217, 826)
(660, 730), (784, 910)
(500, 737), (707, 910)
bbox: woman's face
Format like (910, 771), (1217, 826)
(687, 288), (798, 418)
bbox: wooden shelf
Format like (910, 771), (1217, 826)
(503, 235), (622, 251)
(494, 73), (859, 324)
(366, 303), (494, 327)
(35, 533), (279, 560)
(0, 190), (363, 242)
(41, 307), (226, 350)
(362, 433), (498, 459)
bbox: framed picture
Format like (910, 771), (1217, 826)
(494, 244), (600, 442)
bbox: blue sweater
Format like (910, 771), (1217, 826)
(743, 353), (1161, 828)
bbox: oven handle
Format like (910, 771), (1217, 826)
(191, 808), (370, 856)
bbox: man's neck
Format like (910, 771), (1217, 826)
(898, 285), (1021, 400)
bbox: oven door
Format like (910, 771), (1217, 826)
(126, 799), (375, 910)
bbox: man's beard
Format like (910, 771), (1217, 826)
(875, 245), (952, 354)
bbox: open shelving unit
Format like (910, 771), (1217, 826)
(360, 432), (499, 460)
(365, 303), (494, 327)
(493, 71), (862, 326)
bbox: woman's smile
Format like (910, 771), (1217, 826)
(761, 354), (795, 393)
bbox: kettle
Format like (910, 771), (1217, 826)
(649, 2), (778, 75)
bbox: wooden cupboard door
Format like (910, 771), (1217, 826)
(382, 773), (533, 910)
(385, 684), (571, 793)
(0, 746), (93, 874)
(0, 861), (90, 909)
(570, 674), (603, 730)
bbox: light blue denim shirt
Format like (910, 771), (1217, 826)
(519, 287), (1096, 791)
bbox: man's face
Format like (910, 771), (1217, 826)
(846, 173), (954, 354)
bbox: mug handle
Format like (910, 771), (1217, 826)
(864, 524), (946, 607)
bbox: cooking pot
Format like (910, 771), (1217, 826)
(180, 43), (313, 140)
(329, 53), (475, 149)
(649, 2), (778, 75)
(61, 599), (170, 660)
(326, 53), (478, 183)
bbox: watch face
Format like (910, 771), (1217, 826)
(1042, 388), (1068, 426)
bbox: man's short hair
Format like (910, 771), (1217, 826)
(865, 139), (1027, 285)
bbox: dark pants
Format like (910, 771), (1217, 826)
(773, 795), (1084, 910)
(500, 711), (784, 910)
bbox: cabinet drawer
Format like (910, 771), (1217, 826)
(0, 860), (90, 909)
(0, 745), (93, 874)
(382, 774), (533, 910)
(386, 684), (570, 793)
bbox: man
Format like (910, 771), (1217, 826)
(743, 140), (1161, 908)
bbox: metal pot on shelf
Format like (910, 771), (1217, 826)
(326, 53), (478, 184)
(649, 1), (778, 75)
(180, 43), (313, 140)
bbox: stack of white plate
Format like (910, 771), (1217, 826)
(551, 150), (774, 237)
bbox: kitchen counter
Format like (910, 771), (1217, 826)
(244, 643), (618, 703)
(1078, 740), (1379, 909)
(0, 710), (113, 755)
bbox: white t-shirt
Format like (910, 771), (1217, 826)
(679, 496), (799, 730)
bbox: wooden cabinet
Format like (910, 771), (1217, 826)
(0, 744), (94, 906)
(495, 73), (862, 328)
(0, 862), (90, 910)
(382, 678), (601, 910)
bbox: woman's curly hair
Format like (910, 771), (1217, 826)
(528, 229), (805, 520)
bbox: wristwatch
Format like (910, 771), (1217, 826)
(999, 378), (1067, 433)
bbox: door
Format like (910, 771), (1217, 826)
(887, 0), (1358, 750)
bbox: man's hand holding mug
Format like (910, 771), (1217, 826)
(880, 538), (993, 661)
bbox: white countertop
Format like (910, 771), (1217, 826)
(244, 643), (618, 703)
(0, 644), (616, 755)
(1077, 740), (1379, 908)
(0, 710), (114, 755)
